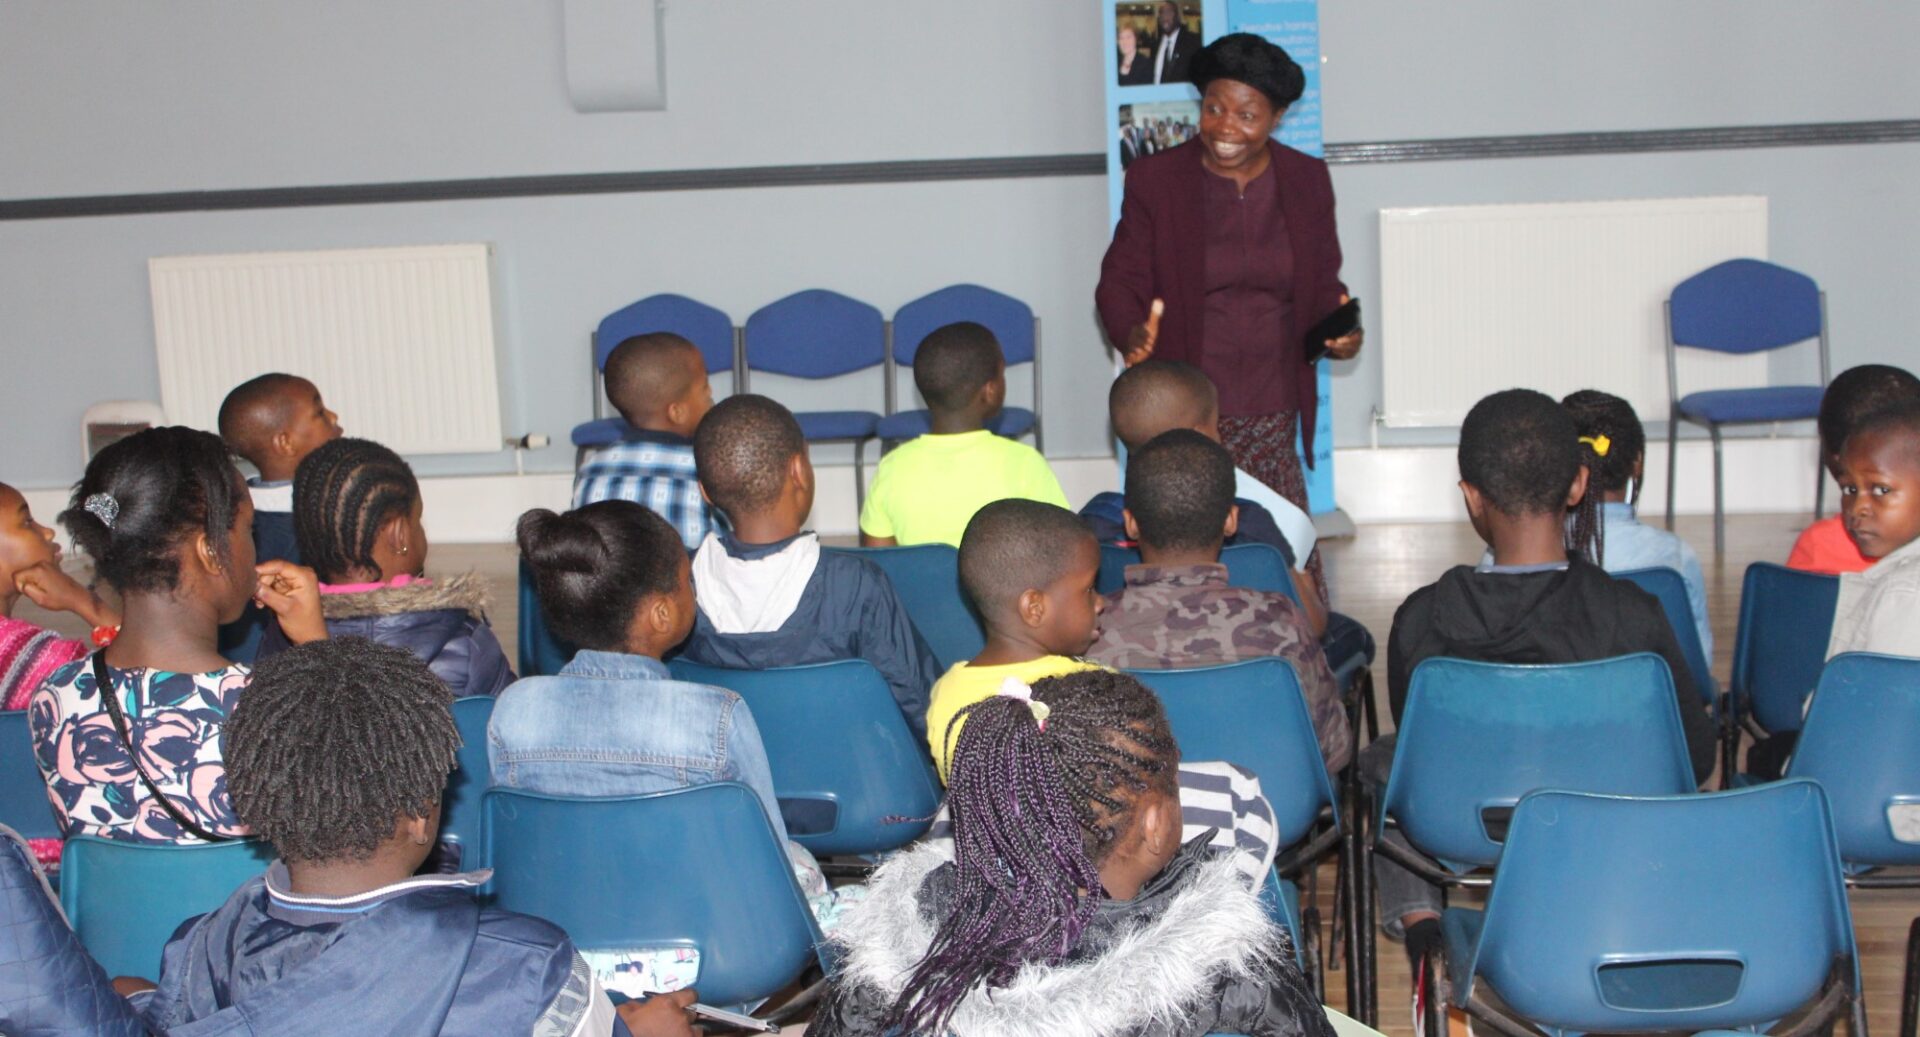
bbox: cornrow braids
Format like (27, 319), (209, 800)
(225, 636), (458, 864)
(885, 670), (1178, 1036)
(293, 437), (419, 583)
(1561, 390), (1648, 567)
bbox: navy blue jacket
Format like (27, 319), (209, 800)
(1081, 491), (1298, 569)
(258, 573), (515, 699)
(217, 511), (304, 665)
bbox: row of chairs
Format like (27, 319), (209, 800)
(574, 285), (1046, 506)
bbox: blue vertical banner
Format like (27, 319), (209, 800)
(1101, 0), (1334, 514)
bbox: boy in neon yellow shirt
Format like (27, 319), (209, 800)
(927, 499), (1106, 779)
(860, 322), (1067, 547)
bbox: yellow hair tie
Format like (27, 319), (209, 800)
(1579, 434), (1611, 457)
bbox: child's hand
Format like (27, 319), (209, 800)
(615, 989), (699, 1037)
(13, 562), (119, 628)
(256, 561), (328, 644)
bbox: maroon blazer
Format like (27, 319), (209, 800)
(1095, 137), (1348, 459)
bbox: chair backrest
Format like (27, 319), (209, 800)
(743, 289), (885, 379)
(1668, 258), (1823, 354)
(1096, 543), (1300, 606)
(1468, 781), (1856, 1033)
(822, 544), (984, 671)
(0, 710), (59, 841)
(439, 695), (495, 866)
(60, 836), (275, 981)
(1614, 567), (1716, 703)
(595, 293), (735, 374)
(1383, 655), (1697, 870)
(483, 783), (823, 1007)
(1126, 659), (1337, 845)
(1732, 562), (1841, 734)
(892, 284), (1036, 366)
(1786, 652), (1920, 869)
(516, 557), (577, 678)
(667, 658), (940, 856)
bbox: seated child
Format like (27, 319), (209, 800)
(812, 670), (1330, 1037)
(1560, 389), (1712, 657)
(497, 502), (847, 932)
(1087, 430), (1349, 771)
(573, 333), (717, 552)
(257, 437), (514, 698)
(1, 480), (118, 711)
(216, 372), (342, 662)
(33, 427), (326, 847)
(860, 321), (1067, 547)
(1086, 360), (1327, 634)
(928, 498), (1104, 779)
(681, 395), (938, 738)
(1370, 389), (1714, 969)
(1790, 364), (1920, 575)
(1827, 401), (1920, 659)
(131, 637), (698, 1037)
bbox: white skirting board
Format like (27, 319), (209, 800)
(18, 436), (1827, 550)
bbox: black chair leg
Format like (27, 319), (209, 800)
(1357, 786), (1379, 1025)
(1901, 916), (1920, 1037)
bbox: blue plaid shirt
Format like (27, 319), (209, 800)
(571, 431), (713, 551)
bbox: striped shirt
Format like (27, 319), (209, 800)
(570, 432), (712, 551)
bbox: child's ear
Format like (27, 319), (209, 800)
(1222, 503), (1240, 540)
(383, 513), (413, 556)
(402, 813), (434, 847)
(1565, 465), (1592, 509)
(1140, 790), (1178, 856)
(697, 482), (714, 507)
(193, 532), (226, 576)
(789, 452), (814, 497)
(1121, 508), (1141, 543)
(1459, 480), (1486, 521)
(270, 429), (295, 459)
(981, 375), (1006, 408)
(1017, 586), (1048, 629)
(647, 592), (677, 635)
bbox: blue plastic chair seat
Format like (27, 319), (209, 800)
(517, 558), (577, 678)
(569, 417), (634, 449)
(1677, 385), (1823, 425)
(821, 545), (983, 671)
(0, 710), (60, 841)
(438, 696), (496, 869)
(1614, 567), (1717, 705)
(1785, 653), (1920, 870)
(793, 410), (880, 441)
(874, 407), (1036, 442)
(1733, 563), (1841, 736)
(61, 837), (275, 981)
(1098, 543), (1298, 604)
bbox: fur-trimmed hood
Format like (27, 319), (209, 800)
(818, 837), (1325, 1037)
(320, 572), (493, 622)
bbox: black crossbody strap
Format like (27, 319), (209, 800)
(89, 652), (231, 843)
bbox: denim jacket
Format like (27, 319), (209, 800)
(487, 650), (788, 842)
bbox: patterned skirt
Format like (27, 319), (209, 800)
(1218, 411), (1329, 609)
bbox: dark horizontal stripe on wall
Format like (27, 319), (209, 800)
(4, 119), (1915, 221)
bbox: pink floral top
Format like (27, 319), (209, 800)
(29, 660), (250, 843)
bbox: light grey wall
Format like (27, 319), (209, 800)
(4, 1), (1918, 489)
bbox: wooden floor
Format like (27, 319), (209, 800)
(24, 513), (1908, 1033)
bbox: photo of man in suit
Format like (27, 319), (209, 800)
(1151, 1), (1199, 84)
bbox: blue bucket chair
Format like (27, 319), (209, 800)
(1441, 781), (1861, 1037)
(515, 557), (576, 678)
(669, 658), (939, 858)
(437, 695), (495, 870)
(482, 783), (825, 1009)
(742, 289), (886, 508)
(59, 836), (275, 982)
(574, 293), (738, 456)
(1663, 258), (1830, 555)
(822, 543), (984, 671)
(1615, 566), (1718, 706)
(877, 284), (1042, 449)
(1368, 654), (1700, 1033)
(1126, 659), (1347, 1006)
(0, 710), (59, 842)
(1096, 542), (1299, 602)
(1729, 562), (1841, 776)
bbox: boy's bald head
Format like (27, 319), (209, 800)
(604, 334), (707, 431)
(219, 373), (338, 480)
(1109, 361), (1219, 450)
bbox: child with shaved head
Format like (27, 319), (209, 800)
(1827, 401), (1920, 658)
(573, 333), (716, 551)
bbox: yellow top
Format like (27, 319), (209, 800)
(858, 430), (1068, 546)
(926, 655), (1105, 782)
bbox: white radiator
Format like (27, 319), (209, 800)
(149, 243), (503, 455)
(1377, 196), (1769, 428)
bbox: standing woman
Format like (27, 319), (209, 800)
(1096, 33), (1361, 602)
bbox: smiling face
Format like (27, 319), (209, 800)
(0, 484), (61, 587)
(1198, 78), (1283, 178)
(1157, 2), (1179, 33)
(1838, 426), (1920, 559)
(1118, 27), (1138, 58)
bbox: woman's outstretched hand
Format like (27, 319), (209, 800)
(1124, 298), (1165, 366)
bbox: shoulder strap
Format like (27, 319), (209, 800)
(90, 652), (232, 843)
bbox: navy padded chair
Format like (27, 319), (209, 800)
(482, 783), (824, 1008)
(822, 544), (983, 671)
(1730, 562), (1841, 761)
(0, 710), (59, 842)
(437, 695), (495, 870)
(1664, 258), (1831, 555)
(515, 558), (576, 678)
(60, 836), (274, 981)
(575, 293), (738, 452)
(1440, 781), (1861, 1037)
(1615, 566), (1717, 705)
(742, 290), (886, 507)
(1097, 542), (1299, 603)
(877, 284), (1042, 449)
(668, 658), (939, 858)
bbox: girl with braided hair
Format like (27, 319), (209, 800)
(813, 669), (1330, 1037)
(256, 437), (514, 698)
(1561, 389), (1711, 658)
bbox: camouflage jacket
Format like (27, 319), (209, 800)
(1088, 563), (1350, 771)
